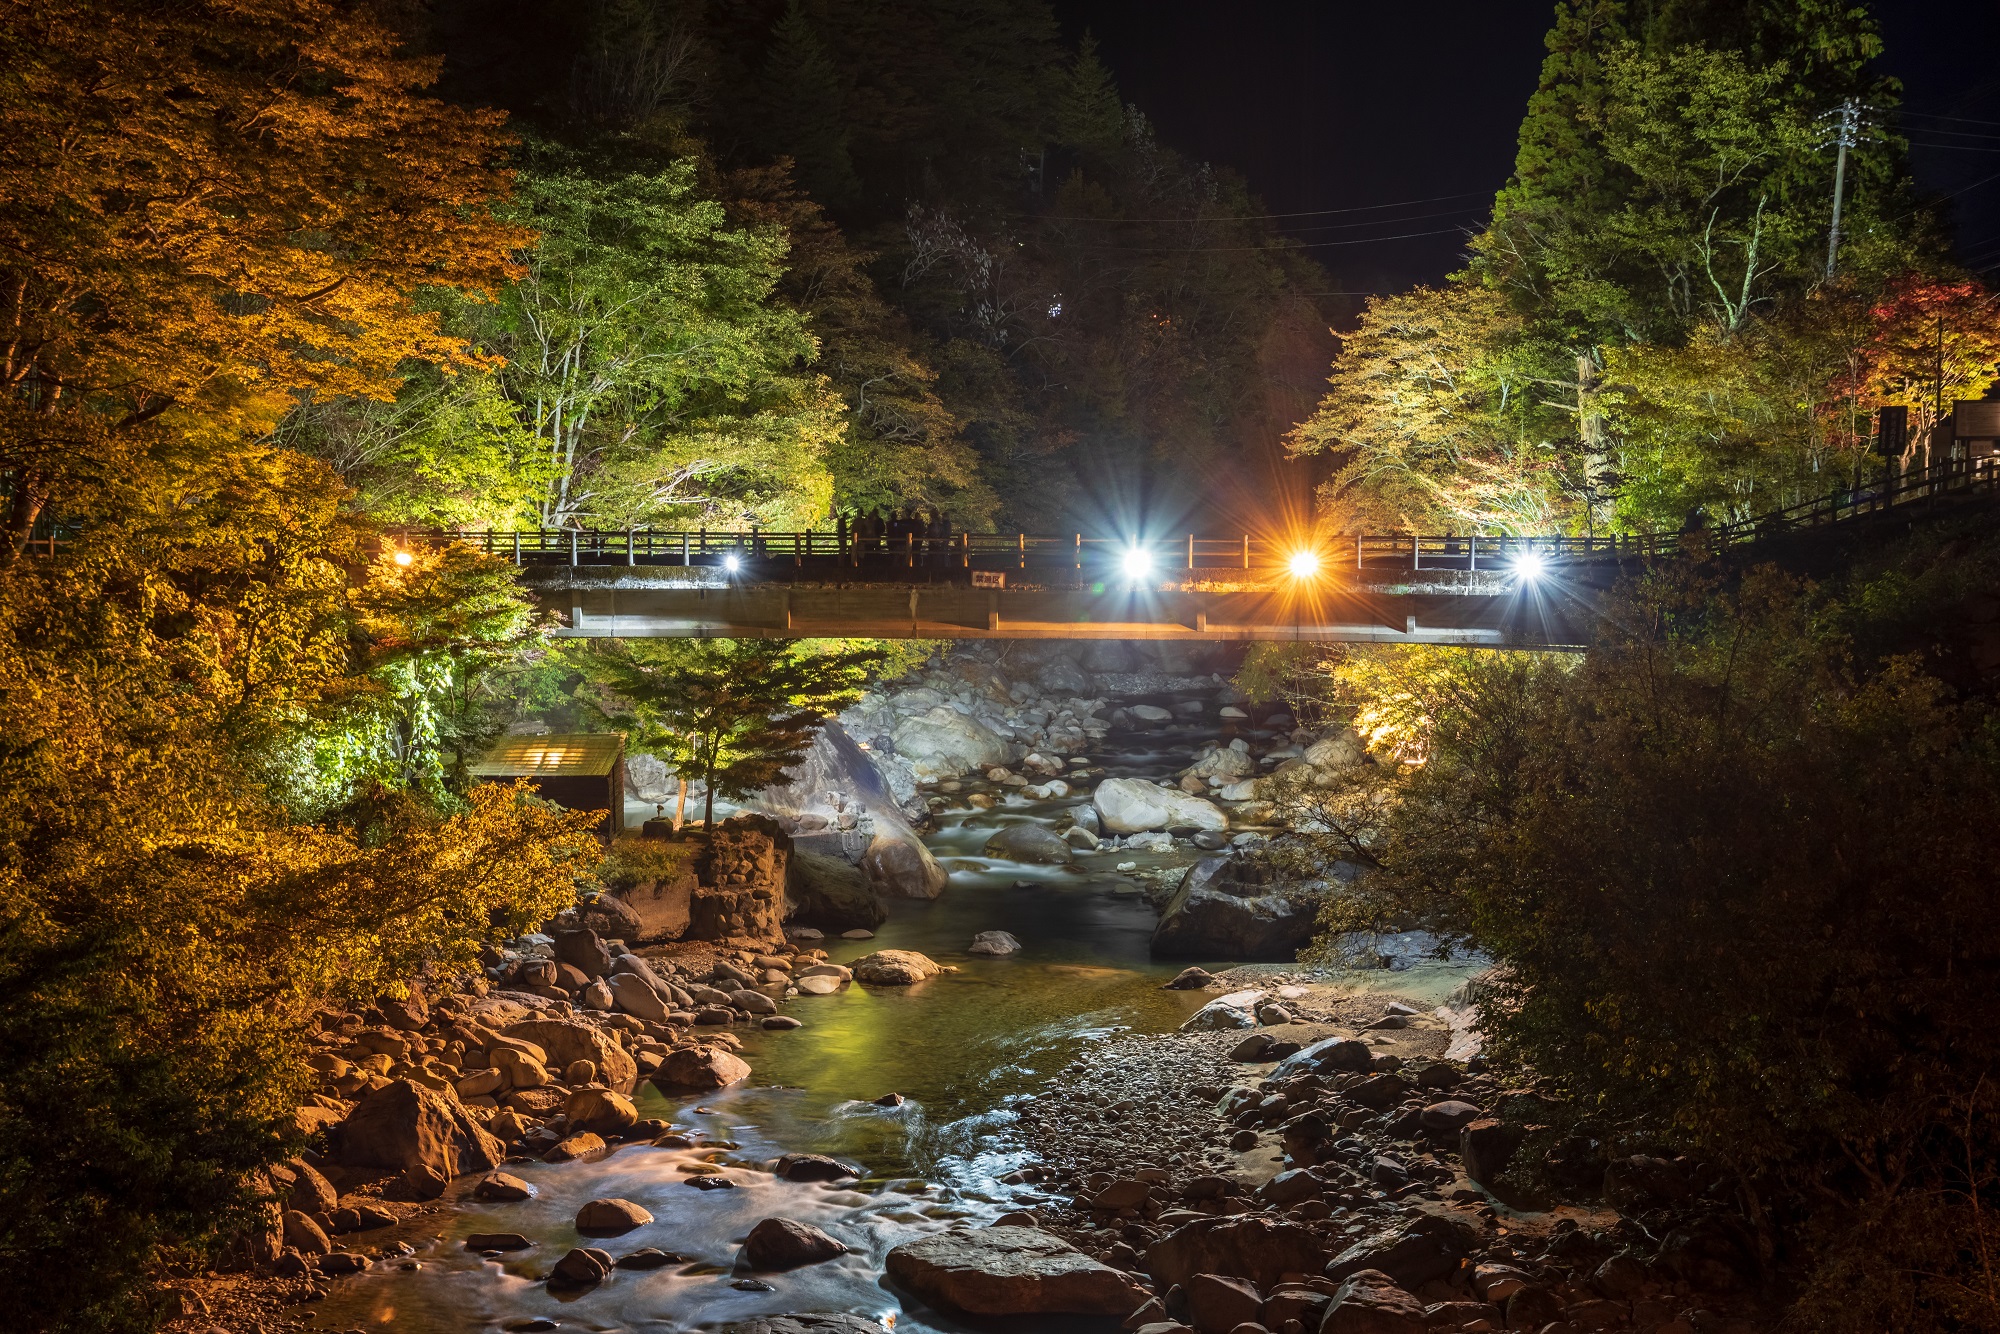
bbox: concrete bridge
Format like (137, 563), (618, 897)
(373, 464), (2000, 648)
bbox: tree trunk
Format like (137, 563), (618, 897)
(672, 775), (687, 834)
(2, 467), (49, 563)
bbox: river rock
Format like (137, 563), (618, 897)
(1325, 1214), (1477, 1289)
(727, 1317), (893, 1334)
(795, 974), (843, 995)
(575, 1198), (653, 1234)
(504, 1019), (637, 1095)
(981, 823), (1073, 864)
(1322, 1268), (1426, 1333)
(1093, 778), (1228, 834)
(1419, 1100), (1483, 1133)
(1179, 989), (1265, 1031)
(851, 950), (945, 985)
(553, 927), (611, 978)
(742, 1217), (848, 1270)
(891, 706), (1011, 781)
(1274, 1035), (1374, 1078)
(968, 930), (1022, 956)
(787, 850), (889, 929)
(1128, 704), (1174, 722)
(281, 1210), (332, 1256)
(1304, 728), (1367, 770)
(860, 830), (948, 899)
(1151, 858), (1318, 960)
(730, 989), (779, 1015)
(654, 1045), (752, 1092)
(775, 1152), (862, 1182)
(1186, 1272), (1263, 1332)
(1145, 1215), (1325, 1290)
(1163, 966), (1214, 990)
(474, 1172), (534, 1202)
(564, 1088), (638, 1135)
(549, 1246), (613, 1287)
(885, 1226), (1150, 1316)
(608, 971), (670, 1022)
(330, 1079), (505, 1183)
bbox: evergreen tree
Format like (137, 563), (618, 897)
(1052, 31), (1124, 156)
(757, 1), (861, 209)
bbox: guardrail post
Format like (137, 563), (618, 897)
(1017, 533), (1025, 571)
(1242, 534), (1249, 570)
(1186, 534), (1194, 570)
(569, 529), (577, 567)
(512, 531), (520, 565)
(626, 524), (635, 566)
(1074, 533), (1081, 572)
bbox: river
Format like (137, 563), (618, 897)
(309, 699), (1307, 1334)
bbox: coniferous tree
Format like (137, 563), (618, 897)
(757, 1), (861, 210)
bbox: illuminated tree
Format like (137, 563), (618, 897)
(0, 0), (527, 552)
(587, 638), (880, 830)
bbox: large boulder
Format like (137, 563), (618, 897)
(689, 814), (790, 943)
(885, 1226), (1150, 1316)
(851, 950), (945, 985)
(1093, 778), (1227, 834)
(330, 1079), (505, 1182)
(741, 1217), (848, 1270)
(1179, 989), (1266, 1032)
(552, 927), (611, 978)
(860, 830), (948, 899)
(981, 823), (1073, 864)
(654, 1045), (752, 1093)
(1151, 857), (1317, 960)
(1145, 1216), (1325, 1290)
(1322, 1269), (1426, 1333)
(1274, 1036), (1374, 1078)
(608, 971), (670, 1023)
(1325, 1215), (1478, 1290)
(891, 706), (1011, 781)
(504, 1019), (637, 1094)
(787, 850), (888, 929)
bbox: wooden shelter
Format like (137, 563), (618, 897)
(471, 733), (625, 834)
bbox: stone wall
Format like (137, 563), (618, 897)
(687, 813), (791, 946)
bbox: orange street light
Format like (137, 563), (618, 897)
(1287, 548), (1321, 579)
(393, 549), (414, 567)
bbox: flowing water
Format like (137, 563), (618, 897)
(310, 704), (1262, 1334)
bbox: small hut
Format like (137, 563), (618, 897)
(471, 733), (626, 834)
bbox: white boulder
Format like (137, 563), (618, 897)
(891, 706), (1011, 781)
(1092, 777), (1228, 834)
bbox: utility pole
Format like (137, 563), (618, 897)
(1823, 99), (1861, 279)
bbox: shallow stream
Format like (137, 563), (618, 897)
(311, 704), (1283, 1334)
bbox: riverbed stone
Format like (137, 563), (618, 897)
(504, 1018), (637, 1095)
(1151, 858), (1317, 960)
(330, 1079), (505, 1183)
(1179, 989), (1266, 1031)
(564, 1088), (639, 1135)
(851, 949), (945, 985)
(1185, 1272), (1263, 1333)
(775, 1152), (861, 1182)
(891, 706), (1011, 781)
(795, 974), (843, 995)
(968, 930), (1023, 956)
(1322, 1269), (1426, 1333)
(981, 823), (1073, 864)
(742, 1217), (848, 1270)
(1093, 778), (1228, 834)
(727, 1317), (894, 1334)
(1274, 1036), (1374, 1078)
(1325, 1214), (1477, 1290)
(1145, 1216), (1325, 1290)
(786, 850), (889, 929)
(576, 1198), (653, 1234)
(654, 1045), (753, 1092)
(1163, 966), (1215, 990)
(860, 830), (949, 899)
(609, 971), (671, 1023)
(885, 1226), (1151, 1316)
(474, 1172), (534, 1202)
(549, 1246), (613, 1287)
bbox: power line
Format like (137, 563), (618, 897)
(1133, 225), (1471, 254)
(1018, 189), (1491, 224)
(1901, 110), (2000, 130)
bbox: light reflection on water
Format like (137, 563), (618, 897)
(312, 718), (1240, 1333)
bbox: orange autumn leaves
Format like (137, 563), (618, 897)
(0, 0), (529, 539)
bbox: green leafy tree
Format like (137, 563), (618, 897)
(587, 638), (881, 829)
(470, 153), (843, 529)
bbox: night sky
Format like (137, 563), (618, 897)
(1055, 0), (2000, 306)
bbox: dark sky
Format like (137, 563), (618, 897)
(1053, 0), (2000, 303)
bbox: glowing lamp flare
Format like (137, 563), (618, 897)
(1511, 549), (1548, 581)
(1119, 546), (1155, 581)
(722, 553), (743, 573)
(1286, 548), (1321, 579)
(392, 549), (413, 567)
